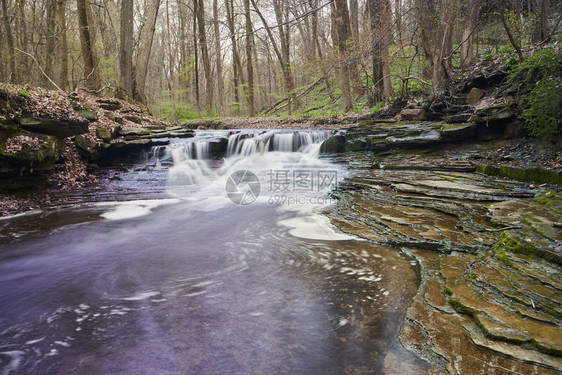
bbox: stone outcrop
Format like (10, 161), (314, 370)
(18, 116), (89, 138)
(329, 149), (562, 373)
(0, 85), (183, 191)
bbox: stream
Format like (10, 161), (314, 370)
(0, 130), (428, 374)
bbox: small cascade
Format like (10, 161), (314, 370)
(151, 130), (330, 163)
(225, 130), (330, 158)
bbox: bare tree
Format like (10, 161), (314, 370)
(195, 0), (213, 113)
(333, 0), (353, 112)
(135, 0), (161, 102)
(76, 0), (101, 90)
(244, 0), (255, 116)
(460, 0), (480, 68)
(118, 0), (133, 97)
(57, 0), (69, 89)
(1, 0), (17, 81)
(213, 0), (225, 116)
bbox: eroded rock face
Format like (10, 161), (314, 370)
(400, 108), (426, 121)
(330, 154), (562, 373)
(19, 116), (89, 138)
(0, 126), (63, 189)
(466, 87), (484, 104)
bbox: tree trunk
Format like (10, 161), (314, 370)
(165, 0), (176, 123)
(76, 0), (101, 90)
(380, 0), (393, 100)
(213, 0), (225, 116)
(196, 0), (213, 113)
(225, 0), (245, 114)
(193, 0), (201, 116)
(417, 0), (435, 79)
(45, 0), (57, 87)
(251, 0), (296, 114)
(350, 0), (359, 45)
(1, 0), (17, 81)
(460, 0), (480, 67)
(534, 0), (549, 42)
(333, 0), (353, 112)
(498, 0), (523, 59)
(118, 0), (133, 98)
(134, 0), (161, 103)
(432, 0), (457, 93)
(369, 0), (384, 103)
(57, 0), (69, 89)
(244, 0), (255, 116)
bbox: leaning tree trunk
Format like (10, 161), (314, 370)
(432, 0), (457, 93)
(460, 0), (480, 68)
(76, 0), (101, 90)
(134, 0), (161, 103)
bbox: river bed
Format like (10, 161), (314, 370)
(0, 130), (428, 374)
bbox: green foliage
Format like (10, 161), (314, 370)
(18, 89), (29, 98)
(155, 101), (199, 122)
(493, 232), (537, 263)
(508, 47), (562, 140)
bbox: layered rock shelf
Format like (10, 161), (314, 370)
(328, 149), (561, 373)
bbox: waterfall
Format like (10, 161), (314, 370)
(149, 130), (330, 167)
(225, 130), (329, 158)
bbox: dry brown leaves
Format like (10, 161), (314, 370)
(49, 139), (96, 191)
(0, 194), (39, 217)
(5, 135), (45, 153)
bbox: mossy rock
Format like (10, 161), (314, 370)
(477, 164), (562, 185)
(96, 99), (123, 111)
(440, 123), (477, 140)
(74, 106), (98, 122)
(96, 126), (112, 142)
(124, 115), (143, 124)
(75, 135), (100, 161)
(0, 128), (62, 174)
(19, 116), (89, 138)
(118, 128), (152, 137)
(345, 136), (370, 152)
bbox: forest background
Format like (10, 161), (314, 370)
(0, 0), (560, 128)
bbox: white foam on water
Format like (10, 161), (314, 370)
(25, 338), (45, 345)
(278, 215), (355, 241)
(97, 199), (180, 220)
(121, 291), (161, 301)
(0, 210), (43, 220)
(0, 350), (25, 374)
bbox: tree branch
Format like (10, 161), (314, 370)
(15, 48), (62, 91)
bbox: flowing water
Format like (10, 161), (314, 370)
(0, 130), (427, 374)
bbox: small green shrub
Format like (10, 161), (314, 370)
(508, 47), (562, 140)
(18, 89), (29, 98)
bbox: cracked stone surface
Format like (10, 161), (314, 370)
(329, 150), (562, 374)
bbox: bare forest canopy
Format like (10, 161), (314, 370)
(1, 0), (561, 121)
